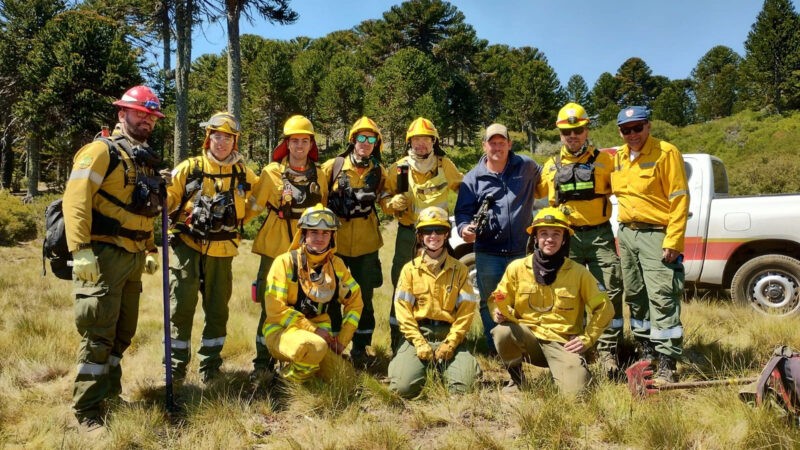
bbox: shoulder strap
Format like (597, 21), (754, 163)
(329, 156), (346, 191)
(95, 136), (129, 184)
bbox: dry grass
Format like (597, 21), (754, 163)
(2, 223), (800, 448)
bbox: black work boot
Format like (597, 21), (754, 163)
(655, 355), (678, 384)
(636, 340), (657, 363)
(502, 365), (526, 393)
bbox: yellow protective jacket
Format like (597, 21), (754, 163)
(166, 153), (259, 257)
(489, 257), (613, 348)
(385, 156), (463, 227)
(610, 136), (689, 251)
(320, 156), (390, 257)
(536, 146), (614, 227)
(262, 232), (363, 347)
(248, 159), (328, 258)
(394, 253), (478, 348)
(63, 136), (157, 253)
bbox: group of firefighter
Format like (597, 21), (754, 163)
(62, 85), (688, 431)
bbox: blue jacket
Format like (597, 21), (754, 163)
(455, 152), (541, 256)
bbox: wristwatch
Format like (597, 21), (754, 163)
(77, 243), (92, 250)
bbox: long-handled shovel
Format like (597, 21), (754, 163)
(160, 192), (176, 412)
(625, 359), (756, 398)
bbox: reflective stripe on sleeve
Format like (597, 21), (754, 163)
(669, 189), (688, 199)
(263, 324), (282, 337)
(69, 168), (105, 186)
(395, 289), (415, 305)
(343, 311), (361, 328)
(456, 291), (479, 307)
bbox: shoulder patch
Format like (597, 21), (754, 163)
(77, 155), (93, 169)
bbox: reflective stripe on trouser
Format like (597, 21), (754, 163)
(389, 225), (417, 351)
(265, 327), (329, 383)
(339, 251), (381, 351)
(253, 255), (276, 371)
(73, 243), (144, 419)
(388, 323), (479, 398)
(169, 240), (233, 377)
(492, 322), (590, 396)
(569, 224), (624, 353)
(618, 226), (684, 358)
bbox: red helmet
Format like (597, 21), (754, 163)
(112, 85), (165, 118)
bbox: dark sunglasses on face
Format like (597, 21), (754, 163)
(620, 123), (646, 135)
(559, 127), (585, 136)
(356, 135), (378, 144)
(420, 226), (449, 236)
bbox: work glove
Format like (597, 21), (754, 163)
(435, 341), (456, 362)
(72, 248), (99, 283)
(388, 194), (409, 211)
(159, 169), (173, 186)
(414, 340), (433, 361)
(144, 253), (159, 275)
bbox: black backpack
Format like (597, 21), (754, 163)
(42, 137), (125, 280)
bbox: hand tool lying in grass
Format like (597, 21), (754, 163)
(625, 359), (756, 397)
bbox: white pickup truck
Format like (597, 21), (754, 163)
(450, 153), (800, 317)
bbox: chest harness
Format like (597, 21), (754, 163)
(327, 155), (383, 220)
(553, 148), (608, 215)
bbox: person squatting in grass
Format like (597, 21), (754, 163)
(490, 207), (613, 396)
(536, 102), (624, 379)
(247, 115), (329, 382)
(384, 117), (463, 352)
(321, 116), (391, 367)
(63, 86), (169, 432)
(388, 206), (480, 398)
(262, 204), (363, 383)
(165, 112), (260, 385)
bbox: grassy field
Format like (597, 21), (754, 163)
(1, 221), (800, 448)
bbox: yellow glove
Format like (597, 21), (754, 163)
(435, 341), (456, 362)
(388, 194), (409, 211)
(72, 248), (99, 283)
(144, 253), (159, 275)
(414, 340), (433, 361)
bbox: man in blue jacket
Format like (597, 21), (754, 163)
(455, 123), (541, 354)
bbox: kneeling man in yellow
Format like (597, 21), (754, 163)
(389, 207), (480, 398)
(262, 204), (363, 382)
(490, 208), (613, 395)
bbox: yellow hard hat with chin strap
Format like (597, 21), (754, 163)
(201, 112), (240, 150)
(556, 103), (590, 129)
(526, 207), (574, 235)
(284, 114), (315, 136)
(416, 206), (451, 231)
(406, 117), (439, 142)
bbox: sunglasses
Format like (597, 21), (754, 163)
(207, 114), (241, 132)
(559, 127), (585, 136)
(356, 135), (378, 144)
(420, 226), (449, 236)
(620, 123), (646, 135)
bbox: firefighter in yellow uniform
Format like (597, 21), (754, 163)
(536, 102), (623, 377)
(247, 115), (329, 380)
(385, 117), (463, 350)
(321, 116), (390, 364)
(490, 208), (613, 396)
(262, 204), (363, 382)
(63, 86), (167, 431)
(388, 207), (480, 398)
(611, 105), (689, 384)
(166, 112), (259, 384)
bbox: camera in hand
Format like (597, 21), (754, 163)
(472, 194), (494, 237)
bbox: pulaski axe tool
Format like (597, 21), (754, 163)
(625, 360), (757, 398)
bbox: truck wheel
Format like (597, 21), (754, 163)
(730, 254), (800, 317)
(459, 252), (477, 293)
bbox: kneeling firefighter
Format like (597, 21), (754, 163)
(166, 112), (259, 384)
(262, 204), (363, 383)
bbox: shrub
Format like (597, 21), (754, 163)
(0, 191), (39, 245)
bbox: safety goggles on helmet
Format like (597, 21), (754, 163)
(355, 135), (378, 144)
(206, 114), (240, 133)
(299, 208), (340, 230)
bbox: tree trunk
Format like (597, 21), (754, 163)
(173, 0), (193, 164)
(159, 0), (171, 77)
(1, 130), (14, 191)
(226, 4), (242, 119)
(26, 134), (40, 197)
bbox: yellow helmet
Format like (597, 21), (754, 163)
(201, 112), (240, 150)
(283, 114), (315, 136)
(298, 204), (340, 231)
(556, 103), (590, 129)
(405, 117), (439, 142)
(416, 206), (451, 231)
(348, 116), (381, 142)
(526, 207), (574, 235)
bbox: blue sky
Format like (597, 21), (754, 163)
(191, 0), (797, 87)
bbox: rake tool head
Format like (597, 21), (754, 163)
(626, 359), (657, 397)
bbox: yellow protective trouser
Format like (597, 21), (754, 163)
(265, 327), (329, 383)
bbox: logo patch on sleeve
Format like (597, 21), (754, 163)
(77, 155), (93, 169)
